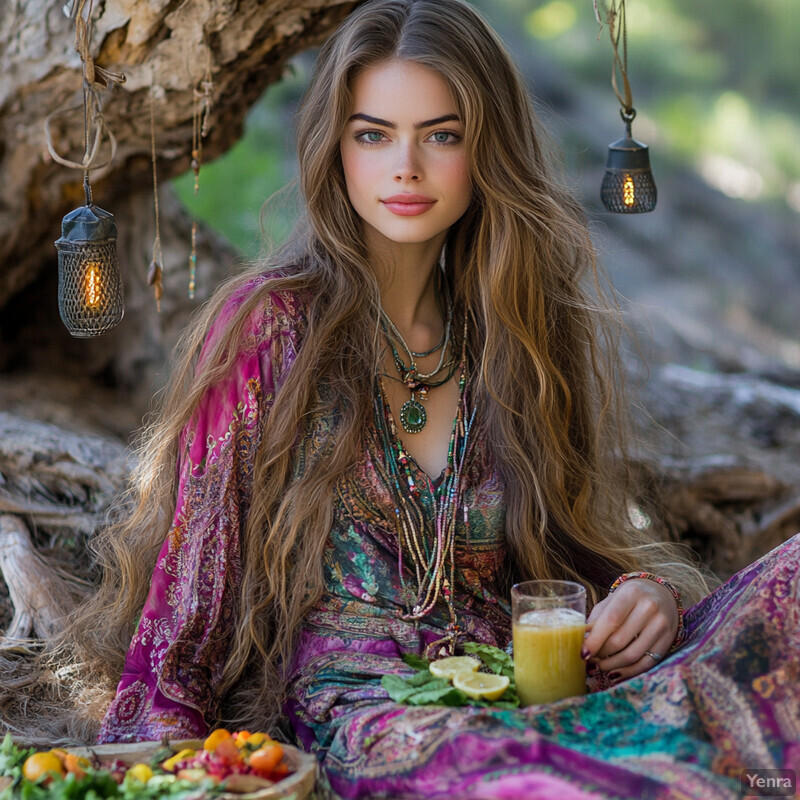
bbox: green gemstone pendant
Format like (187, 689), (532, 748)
(400, 397), (427, 433)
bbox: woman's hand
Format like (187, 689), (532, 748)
(581, 579), (679, 682)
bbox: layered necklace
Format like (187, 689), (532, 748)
(373, 316), (475, 658)
(379, 269), (457, 434)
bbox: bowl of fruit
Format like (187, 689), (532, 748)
(0, 728), (317, 799)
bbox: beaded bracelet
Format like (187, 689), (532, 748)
(608, 571), (686, 653)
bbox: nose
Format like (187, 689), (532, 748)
(394, 142), (421, 181)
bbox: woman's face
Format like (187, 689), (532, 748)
(340, 60), (472, 254)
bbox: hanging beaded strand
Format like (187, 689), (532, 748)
(147, 82), (164, 312)
(187, 86), (200, 300)
(188, 56), (213, 300)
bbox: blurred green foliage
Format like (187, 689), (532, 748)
(173, 0), (800, 256)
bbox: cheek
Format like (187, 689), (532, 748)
(446, 159), (473, 210)
(341, 146), (376, 198)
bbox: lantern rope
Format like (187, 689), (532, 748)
(43, 0), (125, 177)
(594, 0), (634, 117)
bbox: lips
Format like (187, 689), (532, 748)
(381, 194), (436, 216)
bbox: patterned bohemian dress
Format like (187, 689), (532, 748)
(99, 279), (800, 800)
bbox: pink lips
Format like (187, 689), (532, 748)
(381, 193), (436, 216)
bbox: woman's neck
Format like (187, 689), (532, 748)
(370, 236), (446, 350)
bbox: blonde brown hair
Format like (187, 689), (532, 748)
(63, 0), (708, 735)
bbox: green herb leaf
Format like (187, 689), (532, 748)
(382, 673), (427, 703)
(405, 669), (442, 688)
(401, 653), (430, 671)
(383, 642), (520, 709)
(462, 643), (514, 679)
(405, 685), (468, 706)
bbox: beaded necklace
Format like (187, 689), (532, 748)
(379, 270), (457, 435)
(373, 318), (474, 657)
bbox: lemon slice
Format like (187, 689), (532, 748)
(453, 671), (510, 701)
(428, 655), (481, 680)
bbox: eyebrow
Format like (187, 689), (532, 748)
(347, 113), (461, 129)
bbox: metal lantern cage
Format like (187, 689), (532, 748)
(55, 202), (124, 337)
(600, 110), (657, 214)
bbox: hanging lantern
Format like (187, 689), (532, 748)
(55, 200), (124, 337)
(595, 1), (656, 214)
(600, 109), (657, 214)
(47, 0), (127, 338)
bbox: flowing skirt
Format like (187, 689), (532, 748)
(294, 535), (800, 799)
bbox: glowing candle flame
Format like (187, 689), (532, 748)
(84, 261), (102, 308)
(623, 175), (636, 207)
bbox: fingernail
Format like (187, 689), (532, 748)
(607, 671), (621, 681)
(581, 648), (591, 660)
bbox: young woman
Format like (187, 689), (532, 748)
(70, 0), (799, 796)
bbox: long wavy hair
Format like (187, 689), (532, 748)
(62, 0), (709, 735)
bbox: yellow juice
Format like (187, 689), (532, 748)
(513, 607), (587, 706)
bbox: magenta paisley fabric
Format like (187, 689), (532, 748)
(99, 282), (800, 800)
(99, 278), (306, 739)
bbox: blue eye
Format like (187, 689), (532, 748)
(430, 131), (460, 144)
(355, 130), (386, 145)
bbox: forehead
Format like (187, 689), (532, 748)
(348, 60), (459, 118)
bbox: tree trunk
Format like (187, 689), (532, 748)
(0, 0), (361, 397)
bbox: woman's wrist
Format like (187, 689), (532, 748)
(608, 571), (685, 653)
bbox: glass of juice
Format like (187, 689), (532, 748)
(511, 580), (587, 706)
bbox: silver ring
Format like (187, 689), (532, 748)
(645, 650), (662, 662)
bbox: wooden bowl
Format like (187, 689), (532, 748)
(68, 738), (318, 800)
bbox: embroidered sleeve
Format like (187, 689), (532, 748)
(98, 284), (304, 742)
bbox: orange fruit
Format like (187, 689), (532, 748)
(203, 728), (232, 751)
(64, 753), (90, 779)
(22, 752), (66, 783)
(248, 743), (284, 775)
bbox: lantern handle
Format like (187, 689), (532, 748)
(620, 107), (636, 137)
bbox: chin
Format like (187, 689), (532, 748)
(378, 221), (453, 245)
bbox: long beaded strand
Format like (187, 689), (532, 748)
(373, 318), (472, 653)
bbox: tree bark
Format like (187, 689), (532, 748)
(0, 0), (361, 397)
(0, 515), (85, 639)
(634, 366), (800, 578)
(0, 0), (360, 301)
